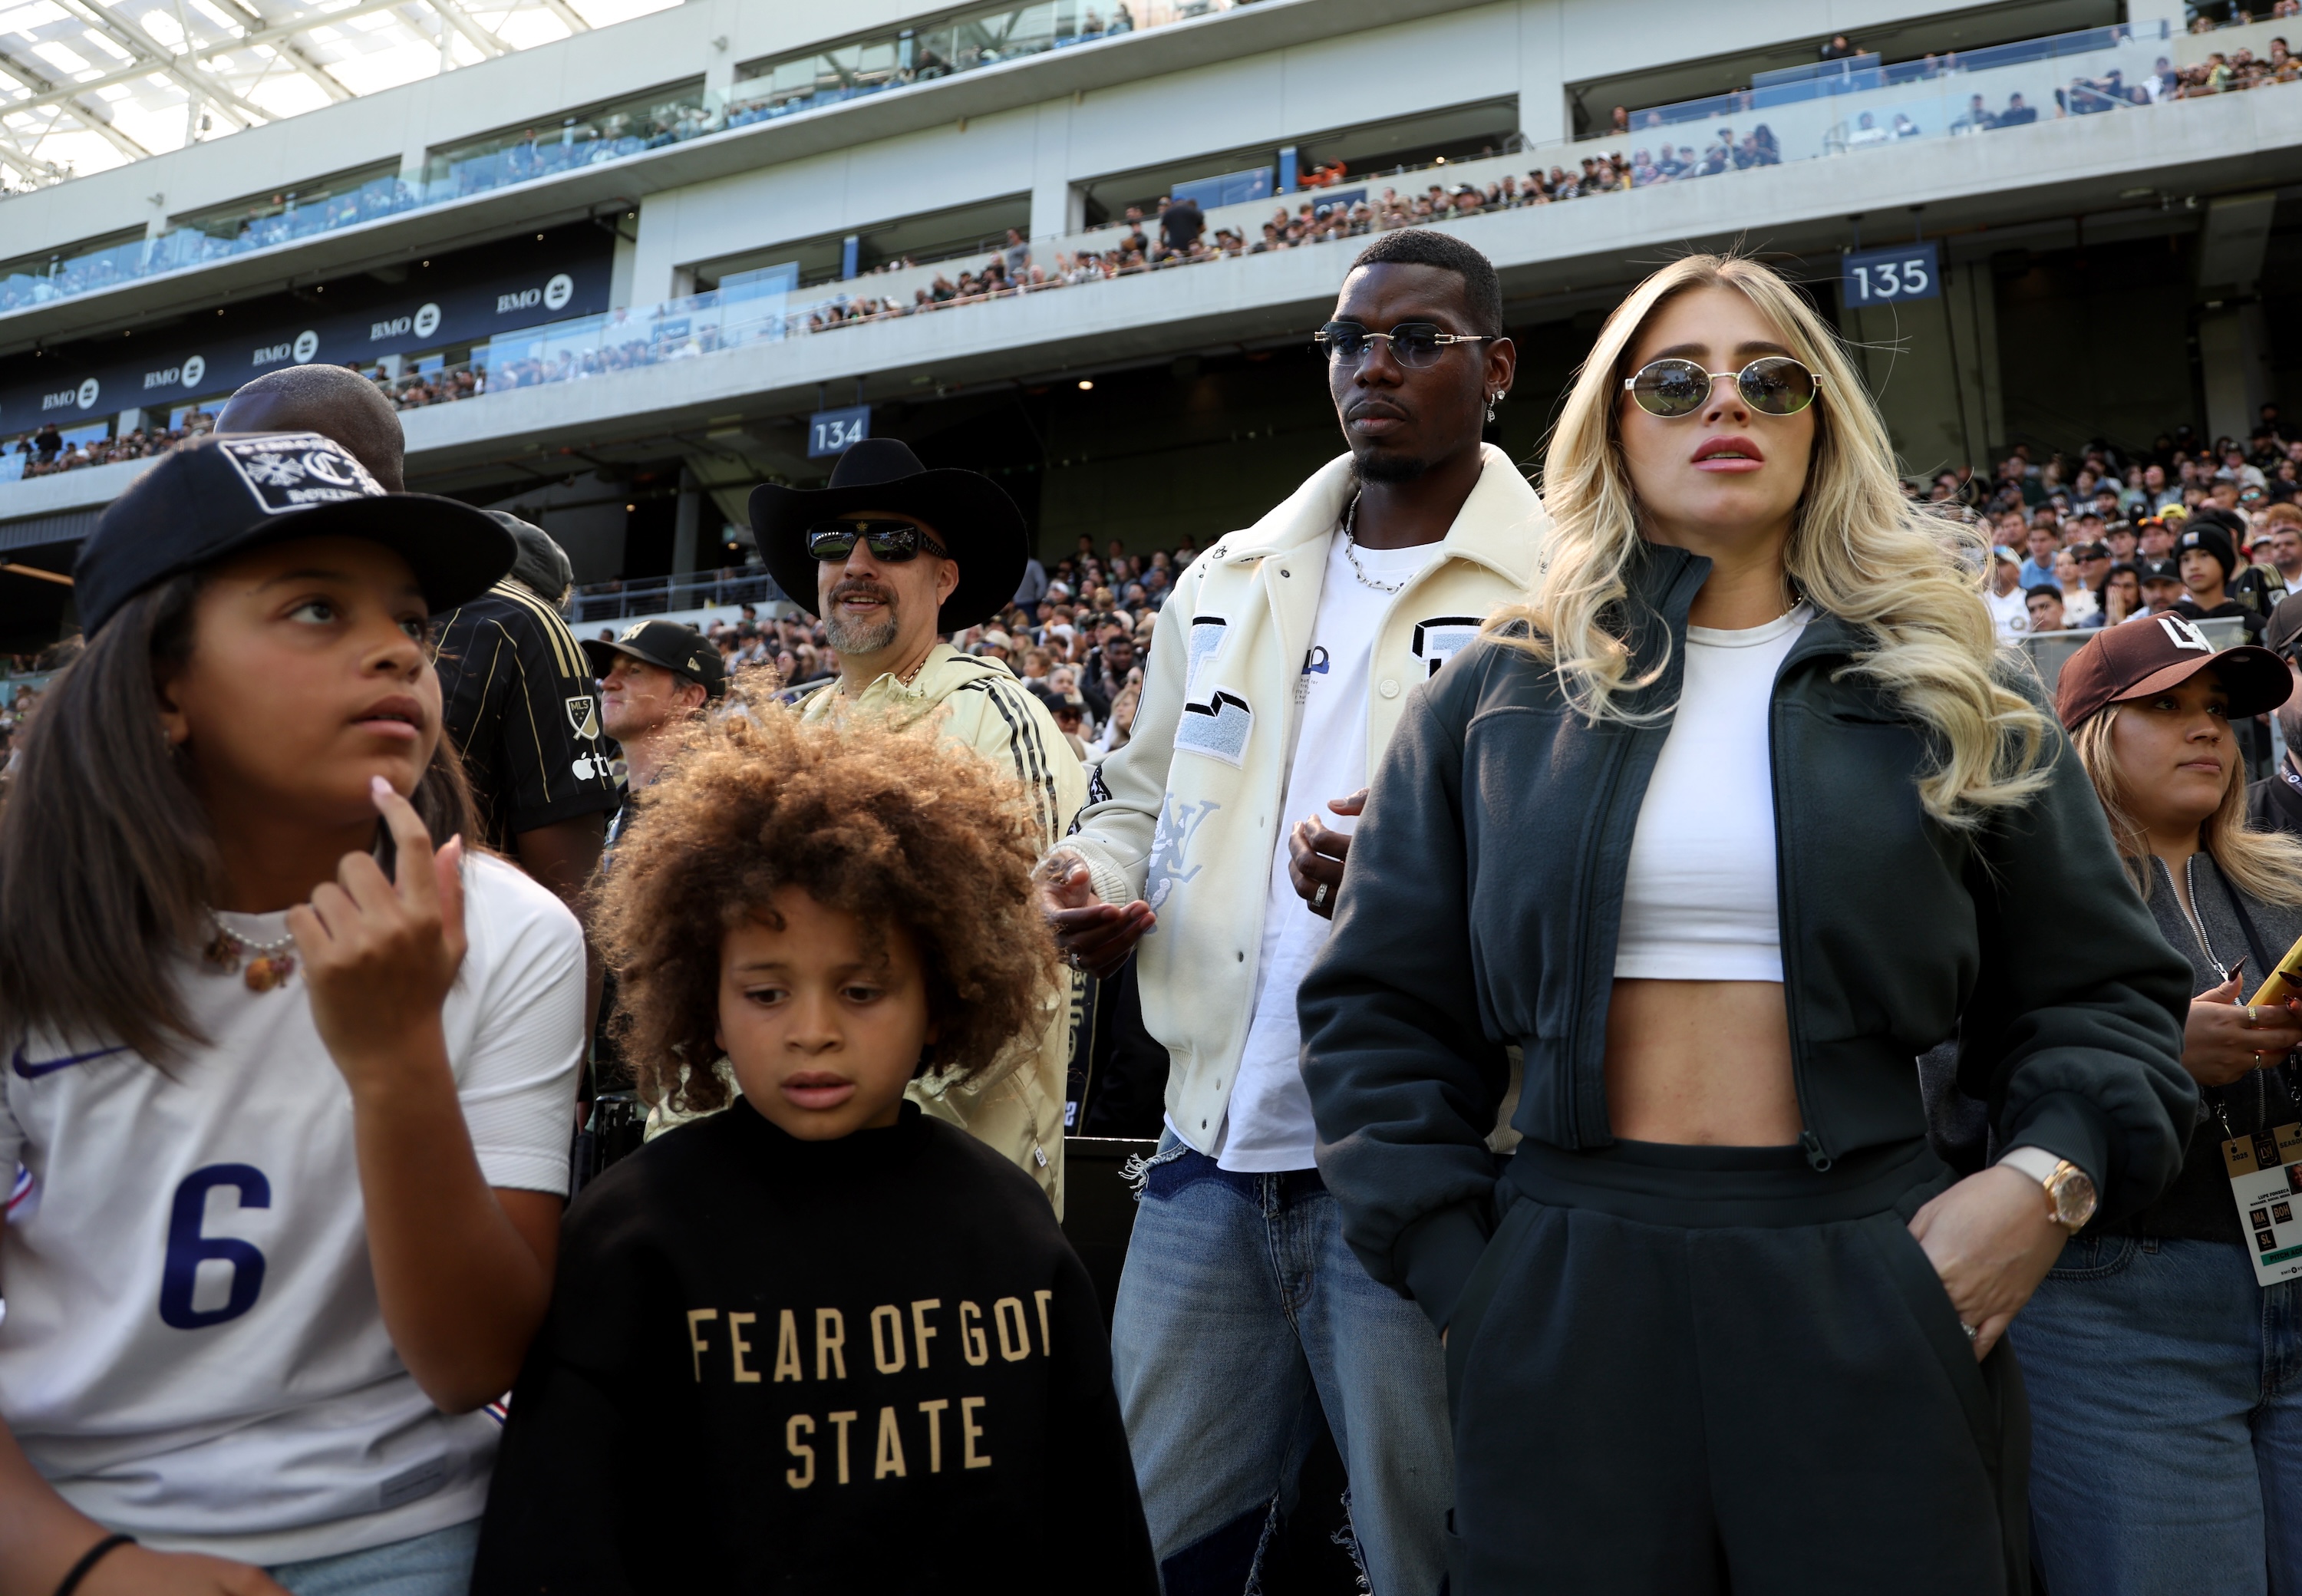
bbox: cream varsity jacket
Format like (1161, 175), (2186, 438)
(1056, 445), (1545, 1154)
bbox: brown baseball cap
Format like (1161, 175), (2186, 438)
(2055, 610), (2291, 730)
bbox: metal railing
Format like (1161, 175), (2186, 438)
(567, 569), (788, 625)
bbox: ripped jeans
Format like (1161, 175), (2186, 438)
(1110, 1133), (1452, 1595)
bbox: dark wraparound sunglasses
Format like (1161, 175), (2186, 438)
(1314, 321), (1496, 369)
(1624, 356), (1821, 418)
(805, 519), (951, 562)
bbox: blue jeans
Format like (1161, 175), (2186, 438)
(268, 1519), (480, 1596)
(2012, 1235), (2302, 1595)
(1110, 1137), (1451, 1595)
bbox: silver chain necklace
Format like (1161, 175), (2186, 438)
(1341, 493), (1411, 594)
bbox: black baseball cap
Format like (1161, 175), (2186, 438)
(74, 433), (513, 635)
(2137, 558), (2184, 586)
(582, 619), (727, 698)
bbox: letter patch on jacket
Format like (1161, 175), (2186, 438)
(1412, 616), (1485, 679)
(1144, 797), (1220, 915)
(1185, 616), (1228, 705)
(1176, 691), (1252, 767)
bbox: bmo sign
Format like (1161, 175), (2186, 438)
(142, 354), (207, 392)
(496, 274), (574, 317)
(368, 302), (442, 344)
(41, 377), (100, 412)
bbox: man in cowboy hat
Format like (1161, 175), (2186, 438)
(750, 437), (1082, 1212)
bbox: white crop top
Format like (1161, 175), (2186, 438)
(1614, 604), (1812, 982)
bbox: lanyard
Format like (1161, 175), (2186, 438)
(2211, 862), (2302, 1129)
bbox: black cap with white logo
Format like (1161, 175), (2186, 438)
(74, 432), (515, 635)
(582, 618), (727, 699)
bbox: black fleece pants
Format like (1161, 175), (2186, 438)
(1441, 1136), (2029, 1596)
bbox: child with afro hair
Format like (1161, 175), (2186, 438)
(471, 709), (1156, 1594)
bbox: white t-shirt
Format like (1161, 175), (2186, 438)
(1614, 605), (1811, 983)
(1210, 533), (1437, 1172)
(0, 853), (583, 1563)
(1984, 585), (2030, 639)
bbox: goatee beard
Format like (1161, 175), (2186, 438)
(1354, 449), (1433, 484)
(826, 611), (900, 655)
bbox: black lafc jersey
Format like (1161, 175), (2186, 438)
(434, 581), (621, 851)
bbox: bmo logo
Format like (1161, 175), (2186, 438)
(41, 377), (99, 412)
(496, 275), (574, 315)
(142, 354), (206, 391)
(252, 331), (318, 367)
(374, 302), (442, 342)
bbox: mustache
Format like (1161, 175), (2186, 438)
(829, 580), (898, 605)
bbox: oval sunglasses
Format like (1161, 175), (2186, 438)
(1623, 355), (1821, 418)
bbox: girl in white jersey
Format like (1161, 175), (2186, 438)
(0, 434), (587, 1596)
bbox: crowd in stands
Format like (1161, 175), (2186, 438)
(608, 531), (1178, 765)
(1922, 409), (2302, 644)
(5, 412), (211, 479)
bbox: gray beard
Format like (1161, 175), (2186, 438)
(825, 609), (900, 655)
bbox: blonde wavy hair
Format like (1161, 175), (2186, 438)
(2072, 701), (2302, 908)
(1492, 253), (2051, 826)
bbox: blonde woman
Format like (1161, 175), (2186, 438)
(1298, 255), (2195, 1594)
(2020, 618), (2302, 1594)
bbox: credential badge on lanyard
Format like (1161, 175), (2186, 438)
(2221, 1120), (2302, 1287)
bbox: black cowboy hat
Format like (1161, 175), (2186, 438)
(750, 438), (1027, 633)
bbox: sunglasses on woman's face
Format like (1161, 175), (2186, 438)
(1622, 355), (1821, 419)
(805, 519), (951, 562)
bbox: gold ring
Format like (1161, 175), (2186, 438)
(2246, 1005), (2261, 1029)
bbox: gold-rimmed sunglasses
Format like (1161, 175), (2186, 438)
(1623, 356), (1821, 418)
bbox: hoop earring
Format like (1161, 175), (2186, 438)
(1485, 391), (1500, 424)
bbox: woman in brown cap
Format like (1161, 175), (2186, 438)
(2019, 611), (2302, 1594)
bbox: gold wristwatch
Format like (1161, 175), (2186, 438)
(2002, 1146), (2098, 1234)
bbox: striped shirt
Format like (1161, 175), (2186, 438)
(434, 581), (620, 849)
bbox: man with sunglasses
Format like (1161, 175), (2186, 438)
(1037, 229), (1545, 1594)
(749, 438), (1083, 1212)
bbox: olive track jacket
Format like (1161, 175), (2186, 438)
(1299, 542), (2198, 1331)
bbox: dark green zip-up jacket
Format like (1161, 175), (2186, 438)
(1298, 543), (2196, 1330)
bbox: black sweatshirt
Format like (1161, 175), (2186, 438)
(472, 1101), (1156, 1594)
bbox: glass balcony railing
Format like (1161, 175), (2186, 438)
(0, 2), (1239, 318)
(722, 0), (1238, 128)
(1598, 21), (2183, 171)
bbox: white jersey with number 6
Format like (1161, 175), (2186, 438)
(0, 852), (582, 1564)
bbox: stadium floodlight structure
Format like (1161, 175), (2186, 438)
(0, 0), (676, 190)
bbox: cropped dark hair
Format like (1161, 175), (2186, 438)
(592, 704), (1060, 1116)
(0, 575), (477, 1062)
(1350, 228), (1505, 335)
